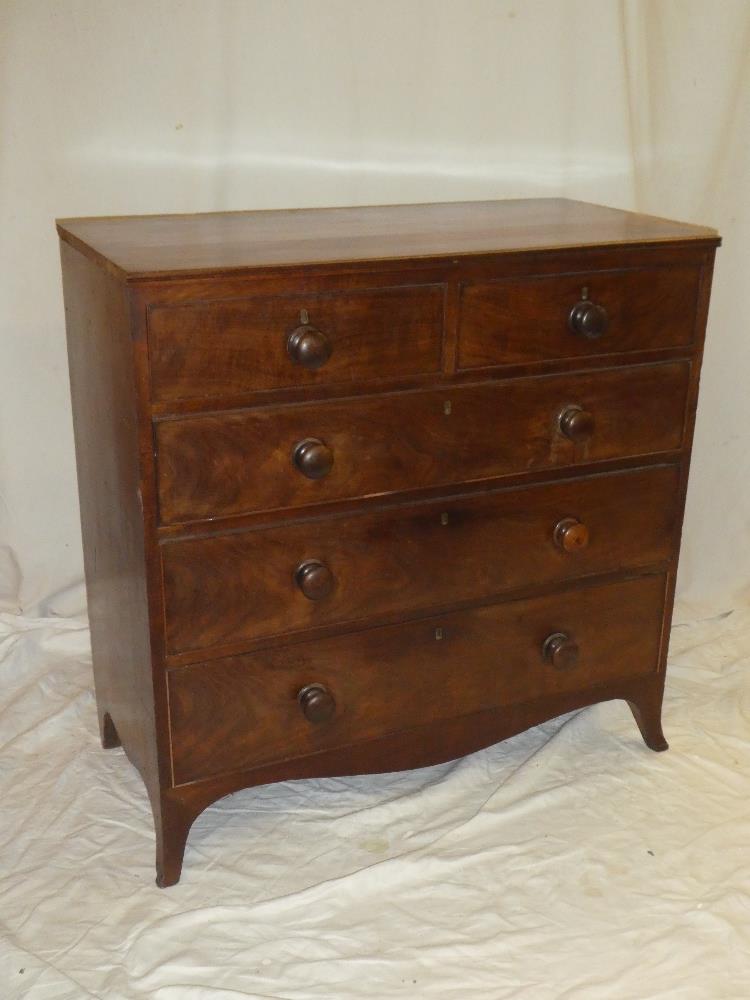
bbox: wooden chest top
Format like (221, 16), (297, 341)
(56, 198), (718, 280)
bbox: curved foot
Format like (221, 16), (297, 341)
(627, 686), (668, 752)
(100, 711), (121, 749)
(156, 868), (181, 889)
(154, 795), (200, 888)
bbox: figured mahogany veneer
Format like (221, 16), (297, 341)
(148, 283), (445, 403)
(156, 362), (689, 524)
(168, 574), (667, 784)
(162, 465), (680, 657)
(58, 199), (719, 886)
(458, 264), (701, 370)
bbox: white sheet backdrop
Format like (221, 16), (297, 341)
(0, 1), (748, 610)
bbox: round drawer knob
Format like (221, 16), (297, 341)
(292, 438), (333, 479)
(554, 517), (590, 552)
(559, 405), (595, 443)
(569, 300), (608, 339)
(543, 632), (580, 671)
(295, 559), (334, 600)
(298, 683), (336, 724)
(287, 324), (332, 370)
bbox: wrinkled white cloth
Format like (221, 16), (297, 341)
(1, 605), (749, 1000)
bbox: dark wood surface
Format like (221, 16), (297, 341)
(56, 199), (718, 280)
(156, 361), (689, 525)
(59, 198), (719, 885)
(148, 283), (445, 403)
(167, 573), (666, 785)
(134, 244), (711, 424)
(161, 465), (679, 657)
(458, 263), (701, 370)
(60, 243), (157, 780)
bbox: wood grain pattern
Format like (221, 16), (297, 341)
(156, 361), (689, 525)
(168, 573), (666, 784)
(56, 199), (718, 280)
(161, 465), (679, 655)
(148, 283), (444, 403)
(60, 243), (158, 783)
(458, 264), (701, 370)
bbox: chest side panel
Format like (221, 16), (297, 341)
(61, 242), (162, 789)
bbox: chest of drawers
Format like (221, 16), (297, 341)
(58, 199), (719, 886)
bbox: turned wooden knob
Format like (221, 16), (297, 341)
(295, 559), (334, 600)
(298, 683), (336, 724)
(287, 324), (332, 370)
(292, 438), (333, 479)
(559, 405), (595, 443)
(543, 632), (580, 671)
(554, 517), (590, 552)
(569, 300), (608, 339)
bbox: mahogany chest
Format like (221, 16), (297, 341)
(58, 199), (719, 885)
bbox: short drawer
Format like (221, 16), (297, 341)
(162, 465), (680, 656)
(458, 265), (701, 371)
(148, 284), (445, 404)
(167, 573), (666, 784)
(156, 361), (689, 525)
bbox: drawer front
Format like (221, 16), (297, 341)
(156, 362), (689, 525)
(168, 574), (666, 784)
(148, 284), (445, 403)
(162, 465), (679, 655)
(458, 265), (700, 371)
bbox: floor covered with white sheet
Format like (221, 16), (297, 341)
(1, 604), (749, 1000)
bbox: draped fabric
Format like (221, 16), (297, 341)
(2, 603), (749, 999)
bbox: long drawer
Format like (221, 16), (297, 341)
(148, 283), (445, 404)
(156, 361), (689, 525)
(458, 264), (701, 370)
(162, 465), (680, 656)
(167, 573), (667, 784)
